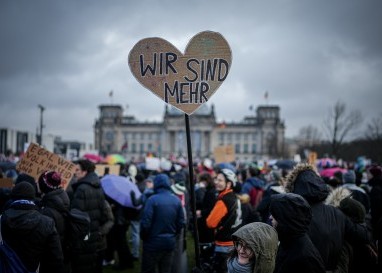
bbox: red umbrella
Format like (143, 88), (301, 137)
(83, 153), (103, 163)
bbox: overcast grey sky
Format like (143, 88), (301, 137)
(1, 0), (381, 144)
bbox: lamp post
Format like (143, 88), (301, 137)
(38, 104), (45, 145)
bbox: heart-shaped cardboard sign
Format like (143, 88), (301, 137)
(128, 31), (232, 115)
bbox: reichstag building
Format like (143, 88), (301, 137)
(94, 104), (285, 162)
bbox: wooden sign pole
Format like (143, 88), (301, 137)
(185, 113), (201, 268)
(128, 31), (232, 270)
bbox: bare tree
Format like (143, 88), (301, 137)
(323, 100), (363, 158)
(297, 125), (322, 147)
(365, 115), (382, 141)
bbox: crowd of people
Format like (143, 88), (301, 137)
(1, 152), (381, 273)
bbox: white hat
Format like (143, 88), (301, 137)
(171, 183), (186, 195)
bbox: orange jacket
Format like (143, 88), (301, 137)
(206, 188), (234, 246)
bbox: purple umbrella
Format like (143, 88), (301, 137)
(101, 175), (142, 209)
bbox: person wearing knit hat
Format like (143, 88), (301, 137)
(11, 181), (36, 200)
(37, 170), (71, 272)
(284, 163), (369, 271)
(171, 182), (186, 195)
(342, 170), (370, 213)
(15, 173), (36, 185)
(2, 183), (64, 272)
(169, 172), (189, 273)
(1, 174), (35, 212)
(339, 197), (378, 273)
(15, 172), (40, 200)
(368, 164), (382, 178)
(38, 171), (62, 194)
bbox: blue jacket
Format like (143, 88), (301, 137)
(140, 174), (185, 252)
(241, 177), (265, 194)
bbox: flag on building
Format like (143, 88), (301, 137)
(109, 90), (113, 97)
(264, 91), (269, 100)
(121, 141), (128, 151)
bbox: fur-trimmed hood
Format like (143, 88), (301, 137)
(283, 163), (330, 204)
(325, 187), (351, 208)
(237, 193), (251, 204)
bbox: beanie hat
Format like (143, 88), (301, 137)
(172, 172), (186, 184)
(15, 173), (36, 185)
(369, 165), (382, 178)
(38, 171), (62, 193)
(171, 182), (186, 195)
(339, 197), (366, 223)
(11, 181), (36, 200)
(14, 173), (38, 194)
(343, 170), (356, 184)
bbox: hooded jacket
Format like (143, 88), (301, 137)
(284, 163), (369, 271)
(1, 200), (65, 273)
(140, 174), (185, 252)
(71, 172), (113, 250)
(270, 193), (325, 273)
(230, 222), (278, 273)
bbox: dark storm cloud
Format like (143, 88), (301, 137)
(1, 0), (381, 144)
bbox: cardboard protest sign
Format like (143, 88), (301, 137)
(129, 31), (232, 115)
(0, 178), (13, 189)
(95, 164), (121, 177)
(213, 144), (235, 164)
(145, 157), (161, 171)
(16, 143), (76, 189)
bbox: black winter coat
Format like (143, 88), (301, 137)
(40, 188), (71, 273)
(270, 193), (325, 273)
(284, 164), (369, 270)
(71, 172), (113, 252)
(369, 176), (382, 235)
(1, 200), (65, 273)
(40, 188), (70, 244)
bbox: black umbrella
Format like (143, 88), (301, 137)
(0, 161), (16, 172)
(275, 159), (296, 170)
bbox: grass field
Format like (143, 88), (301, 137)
(103, 231), (196, 273)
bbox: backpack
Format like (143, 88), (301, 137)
(0, 216), (36, 273)
(64, 208), (91, 248)
(249, 187), (264, 209)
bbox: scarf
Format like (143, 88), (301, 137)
(227, 257), (253, 273)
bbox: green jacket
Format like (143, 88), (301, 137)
(232, 222), (278, 273)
